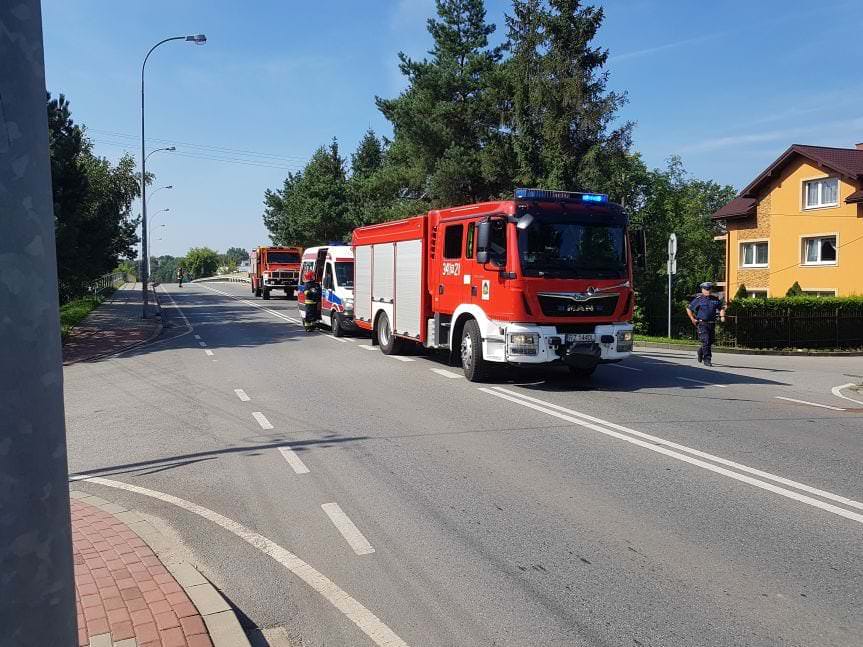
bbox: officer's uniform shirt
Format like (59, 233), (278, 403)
(687, 295), (723, 322)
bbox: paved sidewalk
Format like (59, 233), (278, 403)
(72, 496), (214, 647)
(64, 284), (161, 365)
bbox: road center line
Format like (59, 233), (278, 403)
(608, 363), (643, 372)
(325, 334), (348, 343)
(358, 344), (378, 351)
(278, 446), (310, 474)
(252, 412), (273, 430)
(389, 356), (416, 362)
(831, 383), (863, 406)
(321, 502), (375, 555)
(481, 386), (863, 523)
(204, 349), (214, 356)
(430, 368), (463, 379)
(71, 477), (406, 646)
(775, 396), (845, 411)
(234, 389), (250, 402)
(677, 376), (727, 388)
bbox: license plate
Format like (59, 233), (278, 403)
(566, 333), (594, 343)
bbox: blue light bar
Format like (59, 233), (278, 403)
(515, 187), (609, 203)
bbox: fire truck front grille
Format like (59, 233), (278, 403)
(270, 271), (298, 280)
(538, 294), (619, 317)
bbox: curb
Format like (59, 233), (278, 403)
(69, 488), (251, 647)
(634, 341), (863, 357)
(64, 285), (164, 366)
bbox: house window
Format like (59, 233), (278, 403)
(740, 241), (768, 267)
(802, 290), (836, 297)
(802, 236), (837, 265)
(745, 289), (768, 299)
(443, 224), (464, 259)
(803, 178), (839, 209)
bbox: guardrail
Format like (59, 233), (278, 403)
(88, 272), (129, 295)
(191, 274), (250, 284)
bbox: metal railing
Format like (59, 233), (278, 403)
(88, 271), (129, 295)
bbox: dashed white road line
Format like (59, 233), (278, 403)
(480, 386), (863, 525)
(72, 477), (407, 647)
(430, 368), (463, 379)
(831, 383), (863, 406)
(358, 344), (378, 351)
(278, 446), (310, 474)
(321, 502), (375, 556)
(234, 388), (250, 402)
(389, 356), (416, 362)
(608, 363), (643, 372)
(775, 396), (845, 412)
(325, 334), (348, 343)
(677, 376), (727, 388)
(204, 349), (214, 356)
(252, 412), (274, 430)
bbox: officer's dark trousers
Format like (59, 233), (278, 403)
(696, 321), (715, 362)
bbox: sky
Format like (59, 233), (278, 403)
(41, 0), (863, 258)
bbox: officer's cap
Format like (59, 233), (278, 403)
(699, 282), (714, 290)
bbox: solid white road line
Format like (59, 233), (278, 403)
(198, 341), (207, 347)
(252, 412), (274, 430)
(321, 502), (376, 556)
(358, 344), (378, 351)
(204, 349), (214, 356)
(430, 368), (463, 379)
(775, 396), (845, 412)
(278, 446), (310, 474)
(608, 363), (643, 372)
(480, 386), (863, 524)
(325, 334), (348, 343)
(677, 376), (727, 388)
(831, 383), (863, 406)
(389, 356), (416, 362)
(234, 388), (250, 402)
(72, 477), (407, 647)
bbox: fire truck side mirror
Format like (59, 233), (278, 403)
(476, 220), (491, 264)
(631, 228), (647, 271)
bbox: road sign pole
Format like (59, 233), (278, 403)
(0, 2), (77, 644)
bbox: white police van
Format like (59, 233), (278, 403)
(298, 245), (356, 336)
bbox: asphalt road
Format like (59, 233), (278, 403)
(65, 281), (863, 647)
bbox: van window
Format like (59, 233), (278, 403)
(443, 224), (464, 259)
(301, 261), (314, 281)
(465, 223), (475, 258)
(323, 263), (334, 290)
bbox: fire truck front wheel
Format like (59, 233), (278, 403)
(375, 312), (404, 355)
(460, 319), (491, 382)
(262, 288), (271, 300)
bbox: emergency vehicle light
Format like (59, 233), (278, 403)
(515, 188), (608, 203)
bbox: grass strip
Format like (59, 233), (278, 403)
(60, 295), (103, 341)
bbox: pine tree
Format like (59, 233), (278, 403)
(351, 130), (384, 179)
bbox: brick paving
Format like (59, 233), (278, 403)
(72, 499), (213, 647)
(63, 283), (160, 365)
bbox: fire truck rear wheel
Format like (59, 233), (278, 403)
(461, 319), (491, 382)
(375, 312), (404, 355)
(262, 288), (271, 300)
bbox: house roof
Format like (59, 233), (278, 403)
(712, 144), (863, 220)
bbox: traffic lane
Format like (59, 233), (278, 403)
(258, 331), (863, 646)
(178, 287), (863, 645)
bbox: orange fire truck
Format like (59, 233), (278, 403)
(249, 246), (303, 300)
(351, 189), (637, 381)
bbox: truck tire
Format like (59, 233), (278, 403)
(331, 311), (344, 337)
(255, 286), (262, 297)
(262, 288), (270, 300)
(461, 319), (491, 382)
(286, 288), (295, 300)
(375, 312), (404, 355)
(251, 283), (256, 296)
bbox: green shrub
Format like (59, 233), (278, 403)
(785, 281), (803, 297)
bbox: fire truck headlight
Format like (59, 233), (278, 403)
(616, 330), (634, 351)
(508, 333), (538, 356)
(345, 298), (354, 312)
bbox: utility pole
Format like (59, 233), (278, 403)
(667, 233), (678, 338)
(0, 2), (77, 645)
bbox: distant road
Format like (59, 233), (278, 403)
(65, 281), (863, 647)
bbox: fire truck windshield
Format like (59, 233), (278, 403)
(335, 262), (354, 288)
(517, 215), (627, 278)
(266, 251), (301, 264)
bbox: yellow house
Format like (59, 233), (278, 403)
(712, 144), (863, 298)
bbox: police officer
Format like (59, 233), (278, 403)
(686, 282), (725, 366)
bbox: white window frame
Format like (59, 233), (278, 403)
(801, 288), (837, 297)
(740, 239), (769, 268)
(802, 177), (840, 210)
(800, 233), (838, 266)
(744, 288), (769, 298)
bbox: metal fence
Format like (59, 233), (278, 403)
(87, 271), (129, 296)
(645, 311), (863, 350)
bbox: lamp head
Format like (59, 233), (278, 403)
(166, 147), (176, 152)
(165, 185), (173, 189)
(186, 34), (207, 45)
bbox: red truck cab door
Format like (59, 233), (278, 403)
(433, 221), (470, 314)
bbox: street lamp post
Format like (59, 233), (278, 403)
(147, 209), (170, 277)
(140, 34), (206, 318)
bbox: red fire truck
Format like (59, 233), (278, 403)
(249, 246), (303, 300)
(352, 188), (636, 381)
